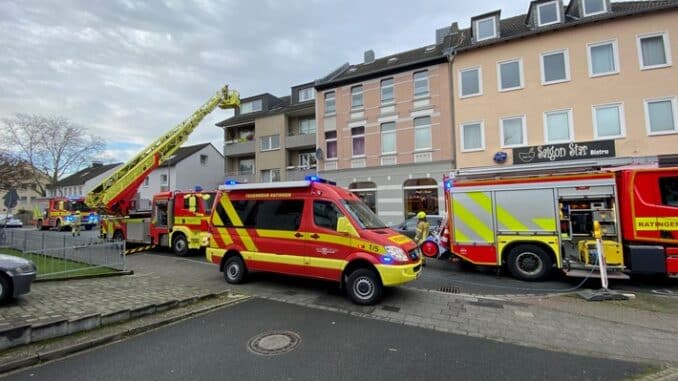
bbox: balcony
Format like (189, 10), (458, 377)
(224, 140), (255, 157)
(225, 171), (256, 183)
(286, 133), (316, 149)
(286, 166), (317, 181)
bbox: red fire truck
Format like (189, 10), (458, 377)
(33, 197), (99, 231)
(441, 163), (678, 281)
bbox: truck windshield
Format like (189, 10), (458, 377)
(341, 200), (387, 229)
(68, 201), (89, 212)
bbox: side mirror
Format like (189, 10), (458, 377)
(336, 216), (359, 237)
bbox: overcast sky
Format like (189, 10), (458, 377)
(0, 0), (529, 165)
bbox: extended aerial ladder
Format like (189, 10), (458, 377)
(85, 85), (239, 216)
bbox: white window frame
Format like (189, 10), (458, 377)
(260, 135), (280, 151)
(351, 126), (365, 158)
(325, 131), (338, 159)
(298, 152), (317, 168)
(582, 0), (607, 17)
(636, 32), (672, 70)
(497, 58), (524, 92)
(160, 174), (168, 186)
(324, 91), (336, 114)
(380, 122), (397, 155)
(644, 96), (678, 136)
(351, 85), (363, 109)
(261, 168), (280, 183)
(298, 118), (316, 135)
(143, 177), (149, 187)
(500, 115), (528, 148)
(460, 121), (485, 152)
(240, 99), (262, 114)
(414, 116), (432, 151)
(537, 1), (561, 27)
(592, 102), (626, 139)
(413, 70), (429, 98)
(587, 39), (619, 78)
(474, 16), (497, 42)
(543, 109), (575, 143)
(298, 87), (314, 102)
(381, 78), (395, 105)
(540, 49), (571, 85)
(459, 66), (483, 98)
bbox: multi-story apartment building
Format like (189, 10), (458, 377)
(450, 0), (677, 169)
(314, 45), (454, 224)
(217, 83), (317, 183)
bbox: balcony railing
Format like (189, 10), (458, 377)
(286, 132), (316, 149)
(225, 171), (256, 183)
(286, 166), (317, 181)
(224, 140), (255, 157)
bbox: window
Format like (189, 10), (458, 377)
(261, 169), (281, 182)
(160, 174), (168, 185)
(498, 59), (523, 91)
(414, 116), (431, 150)
(474, 17), (497, 41)
(349, 182), (377, 213)
(352, 126), (365, 157)
(222, 200), (303, 230)
(298, 87), (314, 102)
(324, 91), (336, 113)
(588, 40), (619, 77)
(381, 78), (394, 104)
(638, 32), (671, 70)
(351, 85), (363, 108)
(459, 67), (482, 97)
(541, 50), (570, 84)
(500, 116), (527, 147)
(143, 177), (149, 187)
(413, 71), (429, 97)
(659, 177), (678, 207)
(461, 122), (484, 151)
(593, 103), (625, 138)
(544, 109), (574, 142)
(583, 0), (607, 16)
(299, 118), (316, 135)
(325, 131), (337, 159)
(381, 122), (396, 154)
(240, 99), (262, 114)
(260, 135), (280, 151)
(645, 97), (677, 135)
(238, 158), (254, 174)
(298, 152), (317, 168)
(537, 1), (560, 26)
(313, 200), (344, 230)
(200, 154), (208, 166)
(403, 178), (439, 217)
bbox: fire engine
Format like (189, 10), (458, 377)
(441, 162), (678, 281)
(87, 85), (239, 255)
(33, 197), (99, 231)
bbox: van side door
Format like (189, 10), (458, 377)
(303, 199), (352, 281)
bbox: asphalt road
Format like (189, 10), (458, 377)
(2, 298), (648, 381)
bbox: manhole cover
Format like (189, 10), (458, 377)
(247, 331), (301, 356)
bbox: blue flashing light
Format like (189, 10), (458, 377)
(444, 179), (453, 191)
(194, 185), (203, 192)
(304, 175), (337, 185)
(381, 255), (394, 264)
(224, 180), (239, 185)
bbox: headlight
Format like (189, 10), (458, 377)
(383, 246), (408, 263)
(14, 264), (36, 274)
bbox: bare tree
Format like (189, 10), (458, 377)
(0, 150), (35, 192)
(1, 114), (105, 195)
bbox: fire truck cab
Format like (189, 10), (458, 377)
(34, 197), (99, 231)
(206, 176), (423, 305)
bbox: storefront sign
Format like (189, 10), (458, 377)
(512, 140), (615, 164)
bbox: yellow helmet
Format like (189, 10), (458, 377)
(416, 211), (426, 219)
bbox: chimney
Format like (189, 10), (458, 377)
(435, 22), (459, 44)
(364, 50), (375, 64)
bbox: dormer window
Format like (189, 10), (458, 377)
(583, 0), (607, 16)
(240, 99), (262, 114)
(537, 1), (561, 26)
(298, 87), (314, 102)
(474, 16), (497, 41)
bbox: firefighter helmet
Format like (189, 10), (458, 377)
(416, 211), (426, 219)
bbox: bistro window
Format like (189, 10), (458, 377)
(349, 181), (377, 213)
(403, 178), (439, 218)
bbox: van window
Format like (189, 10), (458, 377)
(660, 177), (678, 207)
(219, 199), (303, 231)
(314, 200), (344, 230)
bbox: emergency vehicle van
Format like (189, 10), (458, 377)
(206, 176), (423, 305)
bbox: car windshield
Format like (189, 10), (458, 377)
(340, 200), (387, 229)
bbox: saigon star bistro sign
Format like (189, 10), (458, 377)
(512, 140), (616, 164)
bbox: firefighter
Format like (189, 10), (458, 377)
(71, 213), (81, 237)
(413, 211), (430, 246)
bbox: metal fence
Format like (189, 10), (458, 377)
(0, 228), (126, 279)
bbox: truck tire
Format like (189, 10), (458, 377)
(507, 244), (553, 281)
(55, 219), (62, 231)
(223, 256), (247, 284)
(36, 219), (44, 230)
(172, 234), (189, 256)
(346, 268), (382, 305)
(112, 230), (124, 241)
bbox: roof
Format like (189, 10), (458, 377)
(57, 163), (122, 187)
(450, 0), (678, 53)
(215, 95), (314, 128)
(162, 143), (219, 167)
(315, 43), (448, 90)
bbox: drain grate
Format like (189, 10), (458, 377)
(247, 331), (301, 356)
(438, 285), (460, 294)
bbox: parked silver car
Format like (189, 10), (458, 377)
(0, 214), (23, 228)
(0, 253), (37, 303)
(391, 215), (444, 239)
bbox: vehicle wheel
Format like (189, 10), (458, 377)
(55, 219), (61, 231)
(112, 230), (124, 241)
(346, 268), (382, 305)
(36, 219), (43, 230)
(223, 256), (247, 284)
(421, 240), (439, 258)
(507, 244), (553, 281)
(172, 234), (189, 256)
(0, 276), (11, 304)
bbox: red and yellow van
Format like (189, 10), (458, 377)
(206, 176), (422, 305)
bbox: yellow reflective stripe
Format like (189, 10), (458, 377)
(174, 216), (203, 225)
(533, 218), (557, 231)
(306, 257), (347, 270)
(220, 196), (257, 251)
(257, 229), (300, 239)
(453, 228), (471, 243)
(243, 251), (304, 266)
(453, 198), (494, 243)
(468, 192), (492, 214)
(496, 205), (529, 231)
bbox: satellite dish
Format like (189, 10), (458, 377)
(315, 148), (324, 161)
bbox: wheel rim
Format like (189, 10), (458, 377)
(227, 262), (240, 280)
(516, 252), (543, 276)
(175, 238), (186, 252)
(353, 277), (375, 300)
